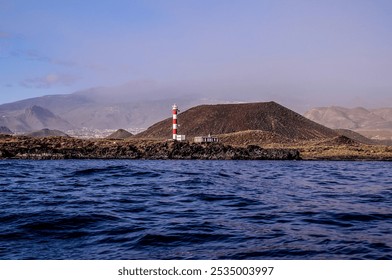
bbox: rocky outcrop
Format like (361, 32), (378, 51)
(106, 129), (133, 139)
(25, 128), (69, 137)
(138, 141), (300, 160)
(0, 136), (301, 160)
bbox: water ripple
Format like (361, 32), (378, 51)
(0, 160), (391, 259)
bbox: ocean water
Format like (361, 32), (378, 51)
(0, 160), (391, 260)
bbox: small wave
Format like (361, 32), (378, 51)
(0, 232), (31, 241)
(369, 242), (390, 250)
(131, 170), (162, 178)
(243, 213), (280, 222)
(95, 236), (134, 244)
(329, 244), (372, 259)
(19, 213), (120, 233)
(223, 197), (260, 208)
(224, 248), (323, 259)
(99, 226), (146, 236)
(217, 172), (231, 178)
(331, 213), (392, 222)
(179, 178), (215, 186)
(136, 232), (233, 247)
(1, 160), (391, 259)
(194, 193), (237, 202)
(302, 218), (353, 228)
(359, 195), (387, 203)
(69, 165), (128, 176)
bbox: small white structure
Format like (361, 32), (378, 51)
(194, 134), (219, 143)
(175, 135), (186, 141)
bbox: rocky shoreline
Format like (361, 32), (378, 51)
(0, 136), (301, 160)
(1, 135), (391, 160)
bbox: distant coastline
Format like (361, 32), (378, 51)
(1, 102), (392, 161)
(0, 135), (300, 160)
(1, 135), (392, 161)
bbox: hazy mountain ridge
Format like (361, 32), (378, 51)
(0, 83), (205, 133)
(2, 82), (391, 142)
(0, 126), (13, 134)
(25, 128), (70, 137)
(304, 106), (392, 129)
(0, 105), (74, 133)
(304, 106), (392, 140)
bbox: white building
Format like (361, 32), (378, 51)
(194, 134), (219, 143)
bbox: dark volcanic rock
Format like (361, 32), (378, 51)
(0, 136), (141, 159)
(166, 142), (300, 160)
(0, 136), (301, 160)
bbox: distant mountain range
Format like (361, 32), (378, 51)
(304, 106), (392, 140)
(0, 82), (204, 134)
(1, 82), (391, 142)
(0, 105), (74, 132)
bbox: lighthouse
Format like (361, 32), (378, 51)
(172, 104), (185, 141)
(172, 104), (178, 140)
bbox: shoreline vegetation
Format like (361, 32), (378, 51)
(0, 134), (391, 160)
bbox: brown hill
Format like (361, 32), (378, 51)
(218, 130), (294, 146)
(335, 129), (376, 145)
(316, 135), (359, 146)
(106, 129), (133, 139)
(334, 129), (392, 146)
(25, 128), (70, 137)
(137, 102), (338, 141)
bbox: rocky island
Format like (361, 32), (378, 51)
(1, 102), (391, 160)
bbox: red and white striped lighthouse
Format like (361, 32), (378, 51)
(172, 104), (178, 140)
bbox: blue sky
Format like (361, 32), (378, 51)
(1, 0), (391, 110)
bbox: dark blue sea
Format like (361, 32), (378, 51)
(0, 160), (391, 260)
